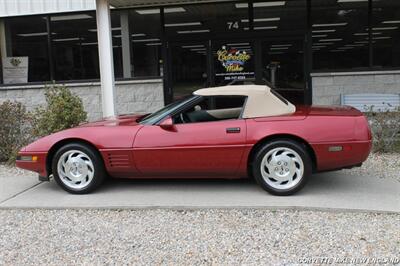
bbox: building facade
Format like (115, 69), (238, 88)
(0, 0), (399, 121)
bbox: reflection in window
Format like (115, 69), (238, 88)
(164, 3), (248, 37)
(312, 0), (369, 70)
(256, 0), (306, 104)
(170, 42), (207, 99)
(51, 12), (99, 80)
(130, 8), (162, 77)
(5, 16), (50, 83)
(110, 11), (124, 78)
(253, 0), (305, 35)
(111, 9), (162, 78)
(372, 0), (400, 68)
(262, 40), (304, 90)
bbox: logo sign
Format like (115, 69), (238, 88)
(217, 45), (251, 72)
(10, 57), (22, 67)
(215, 45), (254, 82)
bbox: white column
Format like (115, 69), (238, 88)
(120, 11), (132, 78)
(0, 19), (7, 59)
(96, 0), (116, 118)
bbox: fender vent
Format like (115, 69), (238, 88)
(107, 153), (130, 168)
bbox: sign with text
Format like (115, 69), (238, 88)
(215, 45), (254, 82)
(2, 57), (29, 84)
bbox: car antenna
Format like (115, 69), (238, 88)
(262, 78), (277, 91)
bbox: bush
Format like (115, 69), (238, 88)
(32, 85), (87, 138)
(0, 101), (32, 163)
(364, 105), (400, 153)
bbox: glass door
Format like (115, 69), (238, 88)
(261, 39), (305, 104)
(170, 42), (208, 100)
(253, 0), (307, 104)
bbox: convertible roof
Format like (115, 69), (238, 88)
(193, 85), (296, 118)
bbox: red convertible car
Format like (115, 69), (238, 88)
(16, 85), (372, 195)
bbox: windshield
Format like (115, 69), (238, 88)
(138, 95), (198, 125)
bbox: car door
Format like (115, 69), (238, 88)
(133, 119), (246, 176)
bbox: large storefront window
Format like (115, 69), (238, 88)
(171, 42), (207, 99)
(165, 3), (249, 37)
(4, 16), (50, 83)
(51, 12), (99, 80)
(372, 0), (400, 68)
(257, 0), (306, 104)
(165, 2), (250, 97)
(312, 0), (369, 70)
(131, 8), (162, 77)
(111, 9), (162, 79)
(262, 40), (305, 90)
(2, 0), (400, 96)
(110, 11), (124, 79)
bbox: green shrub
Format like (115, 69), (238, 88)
(0, 101), (32, 164)
(364, 105), (400, 153)
(32, 85), (87, 138)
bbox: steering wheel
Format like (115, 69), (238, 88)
(179, 112), (190, 123)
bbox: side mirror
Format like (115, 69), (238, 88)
(159, 116), (176, 131)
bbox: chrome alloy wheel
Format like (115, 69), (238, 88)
(260, 147), (304, 190)
(57, 150), (95, 190)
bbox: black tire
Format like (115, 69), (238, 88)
(52, 143), (106, 194)
(252, 139), (311, 196)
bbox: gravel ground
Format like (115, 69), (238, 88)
(342, 153), (400, 182)
(0, 164), (36, 179)
(0, 209), (399, 265)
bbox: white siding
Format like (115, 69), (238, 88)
(0, 0), (96, 17)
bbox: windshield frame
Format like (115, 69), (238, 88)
(138, 95), (201, 125)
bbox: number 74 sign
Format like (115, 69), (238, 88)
(227, 21), (240, 30)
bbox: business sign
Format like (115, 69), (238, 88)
(215, 45), (254, 81)
(2, 57), (29, 84)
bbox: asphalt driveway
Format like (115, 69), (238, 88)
(0, 170), (399, 212)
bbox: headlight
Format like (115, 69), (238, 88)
(17, 155), (38, 162)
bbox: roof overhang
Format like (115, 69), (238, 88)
(109, 0), (236, 8)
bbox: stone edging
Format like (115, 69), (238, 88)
(311, 70), (400, 77)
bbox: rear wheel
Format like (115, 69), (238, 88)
(52, 143), (106, 194)
(252, 139), (311, 196)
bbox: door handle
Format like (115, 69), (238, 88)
(226, 127), (241, 133)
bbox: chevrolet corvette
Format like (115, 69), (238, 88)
(16, 85), (372, 195)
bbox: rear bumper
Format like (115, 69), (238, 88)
(15, 151), (48, 177)
(312, 140), (372, 172)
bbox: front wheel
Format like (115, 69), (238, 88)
(252, 139), (311, 196)
(52, 143), (106, 194)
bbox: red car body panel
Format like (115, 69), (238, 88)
(16, 105), (372, 179)
(133, 119), (247, 176)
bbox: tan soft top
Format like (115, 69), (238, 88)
(193, 85), (296, 118)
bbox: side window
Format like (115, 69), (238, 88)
(174, 96), (247, 124)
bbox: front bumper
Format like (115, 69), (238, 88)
(16, 151), (48, 178)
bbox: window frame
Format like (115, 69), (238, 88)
(146, 94), (248, 126)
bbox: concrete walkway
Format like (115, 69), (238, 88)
(0, 171), (399, 212)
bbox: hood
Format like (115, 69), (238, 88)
(78, 114), (147, 127)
